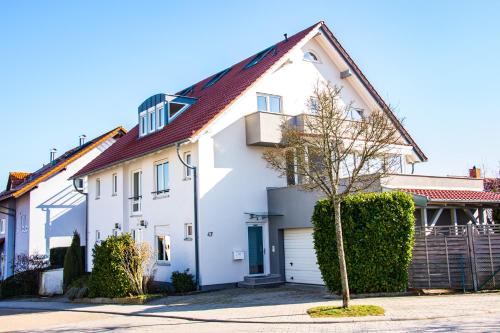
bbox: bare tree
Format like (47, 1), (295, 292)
(263, 83), (403, 307)
(121, 242), (155, 295)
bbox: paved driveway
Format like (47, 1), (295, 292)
(0, 285), (499, 332)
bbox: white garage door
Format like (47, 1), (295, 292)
(284, 228), (324, 285)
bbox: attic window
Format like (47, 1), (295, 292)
(178, 85), (195, 96)
(244, 45), (276, 69)
(203, 68), (231, 89)
(168, 102), (189, 120)
(303, 51), (319, 63)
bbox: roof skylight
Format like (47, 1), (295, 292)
(203, 68), (231, 89)
(244, 45), (276, 69)
(178, 85), (195, 96)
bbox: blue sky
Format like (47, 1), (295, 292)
(1, 1), (499, 189)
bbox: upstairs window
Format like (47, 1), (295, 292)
(245, 46), (276, 69)
(178, 85), (195, 96)
(140, 113), (148, 136)
(0, 218), (5, 234)
(131, 170), (142, 214)
(112, 173), (118, 196)
(168, 102), (188, 120)
(148, 109), (156, 132)
(184, 152), (192, 179)
(304, 51), (320, 63)
(257, 93), (282, 113)
(203, 68), (231, 89)
(95, 178), (101, 199)
(154, 161), (169, 195)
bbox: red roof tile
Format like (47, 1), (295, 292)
(73, 21), (426, 178)
(400, 188), (500, 202)
(7, 172), (31, 190)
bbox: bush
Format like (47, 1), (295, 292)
(312, 191), (415, 294)
(88, 234), (134, 298)
(171, 270), (196, 293)
(63, 231), (84, 290)
(0, 254), (48, 298)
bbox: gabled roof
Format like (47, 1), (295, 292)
(6, 172), (31, 191)
(400, 188), (500, 203)
(0, 127), (126, 202)
(73, 21), (426, 178)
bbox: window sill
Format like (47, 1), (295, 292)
(184, 237), (193, 241)
(153, 194), (170, 200)
(156, 261), (171, 266)
(182, 177), (192, 181)
(112, 193), (118, 197)
(95, 197), (100, 200)
(130, 213), (142, 217)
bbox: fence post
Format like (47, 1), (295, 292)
(467, 222), (478, 291)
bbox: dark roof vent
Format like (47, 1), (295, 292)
(50, 148), (57, 163)
(284, 33), (288, 42)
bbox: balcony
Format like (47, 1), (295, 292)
(245, 111), (288, 146)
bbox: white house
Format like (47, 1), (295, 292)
(0, 127), (125, 279)
(71, 21), (429, 290)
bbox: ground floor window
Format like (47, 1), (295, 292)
(131, 229), (143, 243)
(156, 235), (171, 263)
(184, 223), (193, 240)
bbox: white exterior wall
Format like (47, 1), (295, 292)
(195, 36), (415, 286)
(87, 144), (196, 281)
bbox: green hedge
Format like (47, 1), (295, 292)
(88, 234), (133, 298)
(64, 232), (84, 290)
(50, 246), (85, 269)
(171, 270), (196, 293)
(312, 191), (415, 294)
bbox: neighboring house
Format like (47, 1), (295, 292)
(71, 21), (427, 290)
(0, 127), (125, 279)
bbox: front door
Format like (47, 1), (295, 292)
(248, 225), (264, 275)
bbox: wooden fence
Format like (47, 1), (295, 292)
(409, 224), (500, 290)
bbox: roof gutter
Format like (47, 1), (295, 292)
(175, 140), (201, 290)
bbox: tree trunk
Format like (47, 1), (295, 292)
(333, 198), (350, 308)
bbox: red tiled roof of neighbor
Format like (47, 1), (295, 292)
(7, 172), (31, 190)
(73, 21), (426, 178)
(0, 127), (126, 202)
(400, 188), (500, 202)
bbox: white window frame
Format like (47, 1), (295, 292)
(95, 230), (101, 244)
(139, 112), (148, 136)
(0, 218), (5, 234)
(95, 178), (101, 199)
(156, 106), (165, 129)
(112, 173), (118, 196)
(75, 178), (84, 190)
(184, 152), (192, 179)
(130, 170), (142, 215)
(256, 93), (282, 113)
(303, 50), (321, 63)
(184, 223), (193, 240)
(167, 102), (189, 122)
(154, 160), (169, 196)
(131, 228), (143, 243)
(20, 214), (28, 233)
(148, 108), (156, 133)
(155, 234), (171, 264)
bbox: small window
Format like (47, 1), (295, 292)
(157, 107), (165, 128)
(245, 46), (276, 69)
(168, 102), (188, 120)
(0, 218), (5, 234)
(257, 93), (282, 113)
(95, 230), (101, 243)
(156, 235), (171, 262)
(112, 228), (120, 237)
(203, 68), (231, 89)
(304, 51), (319, 63)
(309, 98), (319, 114)
(154, 161), (169, 195)
(75, 178), (84, 190)
(20, 215), (28, 233)
(148, 110), (156, 132)
(140, 113), (147, 136)
(184, 223), (193, 240)
(95, 178), (101, 199)
(112, 173), (118, 196)
(131, 170), (142, 214)
(184, 152), (192, 179)
(132, 229), (143, 243)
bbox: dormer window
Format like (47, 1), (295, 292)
(138, 93), (197, 138)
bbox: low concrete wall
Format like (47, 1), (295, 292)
(39, 268), (63, 296)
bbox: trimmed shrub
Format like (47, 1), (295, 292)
(51, 246), (85, 269)
(63, 231), (84, 290)
(88, 234), (134, 298)
(312, 191), (415, 294)
(171, 270), (196, 293)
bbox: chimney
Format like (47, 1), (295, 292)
(469, 166), (481, 178)
(79, 134), (86, 147)
(283, 33), (288, 42)
(50, 148), (57, 163)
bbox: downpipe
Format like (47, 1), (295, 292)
(73, 179), (89, 272)
(176, 142), (200, 290)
